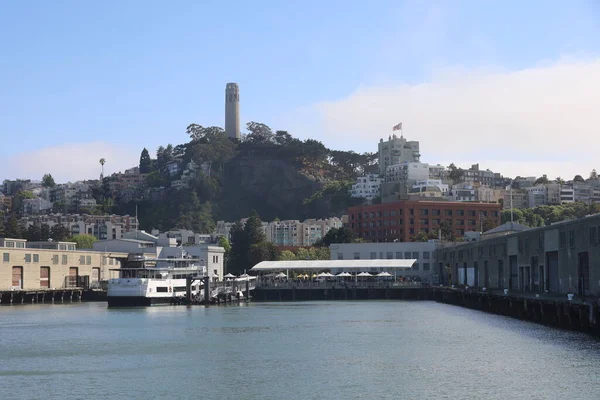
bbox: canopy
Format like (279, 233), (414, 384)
(224, 273), (236, 278)
(336, 272), (352, 277)
(357, 272), (373, 277)
(377, 272), (392, 277)
(317, 272), (334, 278)
(275, 272), (287, 278)
(251, 259), (416, 271)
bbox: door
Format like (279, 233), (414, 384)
(12, 266), (23, 289)
(91, 267), (100, 283)
(578, 252), (590, 296)
(483, 261), (489, 288)
(546, 251), (559, 293)
(509, 255), (518, 290)
(498, 260), (504, 289)
(40, 267), (50, 288)
(69, 267), (78, 287)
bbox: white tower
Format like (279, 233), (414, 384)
(225, 83), (240, 139)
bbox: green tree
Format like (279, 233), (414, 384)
(295, 247), (311, 260)
(40, 224), (50, 241)
(438, 220), (455, 241)
(555, 177), (565, 185)
(42, 174), (56, 188)
(590, 169), (598, 180)
(186, 123), (205, 140)
(5, 214), (22, 238)
(50, 224), (70, 241)
(0, 212), (5, 237)
(414, 231), (429, 242)
(317, 227), (357, 247)
(139, 148), (153, 173)
(534, 175), (549, 185)
(227, 212), (269, 273)
(191, 127), (236, 177)
(245, 121), (274, 143)
(247, 241), (278, 267)
(573, 174), (585, 183)
(278, 249), (296, 261)
(25, 224), (41, 241)
(69, 234), (97, 249)
(447, 163), (464, 183)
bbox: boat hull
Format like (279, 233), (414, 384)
(107, 296), (178, 307)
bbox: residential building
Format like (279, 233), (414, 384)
(475, 186), (504, 204)
(329, 242), (438, 282)
(385, 162), (430, 183)
(108, 167), (148, 193)
(215, 219), (268, 241)
(165, 159), (183, 177)
(347, 200), (502, 242)
(511, 176), (537, 189)
(22, 213), (139, 240)
(560, 186), (575, 203)
(448, 184), (477, 202)
(267, 217), (343, 247)
(0, 193), (12, 212)
(22, 198), (53, 215)
(378, 134), (420, 176)
(435, 213), (600, 295)
(527, 186), (547, 208)
(460, 164), (499, 187)
(409, 180), (449, 198)
(349, 174), (383, 201)
(501, 189), (528, 209)
(1, 237), (122, 290)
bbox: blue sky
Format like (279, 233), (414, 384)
(1, 0), (599, 182)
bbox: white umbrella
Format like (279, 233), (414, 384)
(336, 272), (352, 277)
(224, 273), (236, 278)
(357, 272), (373, 277)
(317, 272), (329, 278)
(377, 272), (392, 277)
(276, 272), (287, 278)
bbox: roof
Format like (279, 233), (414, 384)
(251, 259), (416, 271)
(482, 221), (530, 235)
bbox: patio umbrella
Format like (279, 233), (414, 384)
(224, 273), (236, 279)
(357, 272), (373, 277)
(276, 272), (287, 278)
(336, 272), (352, 277)
(311, 273), (318, 279)
(377, 272), (392, 277)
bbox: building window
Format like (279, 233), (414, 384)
(62, 255), (68, 265)
(370, 252), (376, 259)
(413, 263), (419, 271)
(420, 209), (429, 216)
(423, 263), (430, 271)
(386, 252), (393, 259)
(79, 255), (85, 265)
(457, 210), (464, 216)
(33, 254), (39, 263)
(86, 256), (92, 265)
(3, 253), (9, 262)
(591, 227), (598, 245)
(353, 252), (360, 260)
(52, 255), (59, 264)
(569, 230), (575, 248)
(396, 252), (402, 259)
(412, 252), (419, 260)
(423, 251), (430, 259)
(445, 210), (453, 216)
(337, 253), (344, 260)
(468, 220), (476, 226)
(109, 258), (114, 265)
(25, 254), (32, 263)
(16, 242), (25, 248)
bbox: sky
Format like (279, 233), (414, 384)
(1, 0), (599, 183)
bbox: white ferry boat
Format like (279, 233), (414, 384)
(107, 253), (207, 307)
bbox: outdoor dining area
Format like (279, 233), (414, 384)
(249, 259), (421, 289)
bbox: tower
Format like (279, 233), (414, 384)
(225, 83), (240, 139)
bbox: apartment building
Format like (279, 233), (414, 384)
(22, 213), (139, 240)
(349, 174), (383, 201)
(267, 218), (343, 246)
(378, 134), (420, 176)
(0, 237), (122, 290)
(347, 200), (502, 242)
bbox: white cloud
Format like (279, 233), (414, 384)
(287, 58), (600, 180)
(0, 141), (139, 183)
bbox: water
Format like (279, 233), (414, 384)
(1, 301), (600, 400)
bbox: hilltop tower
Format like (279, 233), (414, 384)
(225, 83), (240, 139)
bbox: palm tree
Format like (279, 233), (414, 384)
(99, 158), (106, 179)
(555, 176), (565, 185)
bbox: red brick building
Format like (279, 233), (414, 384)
(347, 200), (502, 242)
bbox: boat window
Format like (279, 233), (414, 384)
(156, 287), (168, 292)
(174, 287), (187, 292)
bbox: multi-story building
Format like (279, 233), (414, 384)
(385, 162), (430, 183)
(501, 189), (528, 209)
(511, 176), (537, 190)
(267, 218), (343, 247)
(527, 186), (547, 208)
(475, 186), (503, 203)
(22, 198), (54, 215)
(409, 180), (449, 198)
(378, 134), (420, 176)
(22, 214), (139, 240)
(215, 219), (269, 241)
(347, 200), (502, 242)
(329, 242), (438, 282)
(435, 213), (600, 296)
(0, 237), (122, 290)
(560, 186), (575, 203)
(349, 174), (383, 201)
(108, 167), (149, 193)
(459, 164), (508, 187)
(448, 184), (477, 202)
(0, 193), (12, 212)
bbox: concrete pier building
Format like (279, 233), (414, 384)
(225, 82), (240, 139)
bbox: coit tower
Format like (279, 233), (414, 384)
(225, 82), (240, 139)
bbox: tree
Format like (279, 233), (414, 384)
(191, 128), (236, 177)
(42, 174), (56, 188)
(590, 169), (598, 180)
(99, 159), (106, 178)
(217, 236), (231, 257)
(69, 234), (97, 249)
(4, 214), (22, 238)
(50, 224), (70, 241)
(25, 224), (41, 241)
(0, 212), (5, 237)
(447, 163), (464, 183)
(317, 227), (357, 247)
(245, 121), (274, 144)
(573, 175), (585, 183)
(414, 231), (429, 242)
(186, 123), (205, 141)
(438, 220), (454, 241)
(555, 177), (565, 185)
(139, 148), (153, 173)
(278, 249), (296, 261)
(534, 175), (549, 185)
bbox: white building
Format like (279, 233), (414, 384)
(448, 184), (476, 202)
(385, 162), (430, 183)
(378, 134), (420, 176)
(329, 242), (438, 282)
(527, 186), (547, 208)
(410, 179), (449, 198)
(267, 217), (343, 246)
(349, 174), (383, 201)
(22, 198), (53, 215)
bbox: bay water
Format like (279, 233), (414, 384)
(1, 301), (600, 399)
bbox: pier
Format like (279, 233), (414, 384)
(0, 288), (85, 305)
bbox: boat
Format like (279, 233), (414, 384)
(107, 253), (207, 307)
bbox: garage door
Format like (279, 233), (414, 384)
(40, 267), (50, 288)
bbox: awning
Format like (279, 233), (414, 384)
(357, 272), (373, 277)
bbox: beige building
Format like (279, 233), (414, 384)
(0, 238), (123, 291)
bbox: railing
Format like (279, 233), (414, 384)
(256, 280), (423, 289)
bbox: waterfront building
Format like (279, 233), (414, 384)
(349, 174), (383, 201)
(0, 237), (122, 290)
(22, 213), (139, 240)
(329, 242), (438, 282)
(435, 213), (600, 295)
(346, 200), (502, 242)
(378, 134), (420, 176)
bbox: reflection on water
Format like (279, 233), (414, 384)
(2, 301), (600, 400)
